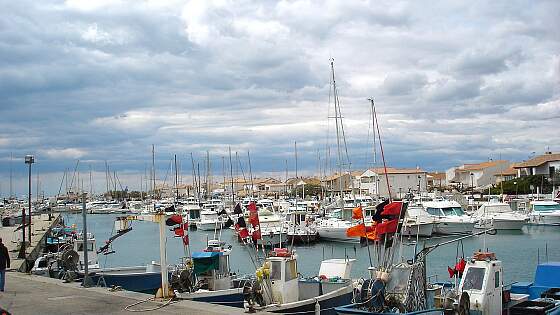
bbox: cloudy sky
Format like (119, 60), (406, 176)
(1, 0), (559, 196)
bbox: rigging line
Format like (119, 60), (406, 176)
(371, 99), (391, 201)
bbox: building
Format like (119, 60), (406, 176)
(446, 160), (510, 189)
(494, 164), (518, 184)
(322, 173), (353, 195)
(513, 152), (560, 177)
(352, 167), (427, 198)
(427, 172), (447, 190)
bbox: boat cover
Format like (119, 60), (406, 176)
(192, 251), (222, 275)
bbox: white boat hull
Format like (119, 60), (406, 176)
(317, 227), (355, 242)
(529, 213), (560, 225)
(401, 223), (433, 237)
(474, 219), (526, 230)
(196, 221), (222, 231)
(434, 221), (476, 235)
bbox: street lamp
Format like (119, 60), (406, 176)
(470, 173), (474, 197)
(514, 181), (518, 197)
(25, 155), (34, 246)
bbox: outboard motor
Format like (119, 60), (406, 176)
(170, 266), (195, 293)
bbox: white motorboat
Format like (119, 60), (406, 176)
(316, 209), (355, 242)
(528, 200), (560, 225)
(400, 205), (435, 237)
(472, 201), (528, 230)
(196, 210), (223, 231)
(423, 200), (476, 235)
(254, 210), (288, 247)
(285, 207), (318, 244)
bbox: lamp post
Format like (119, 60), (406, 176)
(514, 181), (518, 197)
(25, 155), (34, 246)
(470, 173), (474, 194)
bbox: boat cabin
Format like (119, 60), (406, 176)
(74, 233), (99, 270)
(192, 251), (231, 291)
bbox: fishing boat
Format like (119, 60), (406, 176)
(243, 248), (355, 314)
(472, 200), (528, 230)
(172, 239), (245, 308)
(255, 209), (288, 247)
(528, 200), (560, 225)
(317, 209), (355, 242)
(196, 210), (223, 231)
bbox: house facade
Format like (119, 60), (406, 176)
(447, 160), (510, 189)
(513, 152), (560, 177)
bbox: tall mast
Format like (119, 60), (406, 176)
(228, 147), (235, 204)
(247, 151), (254, 198)
(9, 152), (13, 198)
(174, 154), (179, 202)
(330, 59), (344, 199)
(152, 145), (156, 199)
(206, 150), (210, 200)
(89, 165), (93, 197)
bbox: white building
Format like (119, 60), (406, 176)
(353, 167), (427, 198)
(446, 160), (510, 189)
(513, 152), (560, 177)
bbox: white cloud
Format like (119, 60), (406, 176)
(41, 148), (87, 159)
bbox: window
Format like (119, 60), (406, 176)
(426, 208), (441, 216)
(270, 261), (282, 280)
(77, 242), (94, 252)
(494, 271), (500, 288)
(463, 267), (485, 291)
(285, 260), (297, 281)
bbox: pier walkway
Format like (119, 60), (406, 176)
(0, 272), (251, 315)
(0, 213), (61, 271)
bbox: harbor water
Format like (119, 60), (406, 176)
(65, 213), (560, 285)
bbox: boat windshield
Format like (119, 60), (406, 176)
(534, 204), (560, 211)
(462, 267), (485, 291)
(426, 207), (442, 216)
(442, 207), (466, 216)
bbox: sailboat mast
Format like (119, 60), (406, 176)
(330, 60), (344, 199)
(228, 147), (235, 204)
(152, 145), (156, 199)
(174, 154), (179, 202)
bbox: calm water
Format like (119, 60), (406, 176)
(65, 214), (560, 285)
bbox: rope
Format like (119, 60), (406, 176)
(124, 297), (174, 312)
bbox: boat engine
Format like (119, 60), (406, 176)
(354, 278), (386, 311)
(243, 280), (266, 308)
(170, 267), (195, 293)
(58, 248), (79, 282)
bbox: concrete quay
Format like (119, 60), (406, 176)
(0, 272), (252, 315)
(0, 213), (61, 271)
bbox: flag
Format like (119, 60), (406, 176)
(182, 235), (189, 246)
(346, 223), (366, 237)
(252, 226), (261, 241)
(224, 217), (234, 229)
(448, 266), (455, 278)
(236, 216), (247, 228)
(218, 208), (227, 216)
(372, 200), (389, 222)
(166, 215), (183, 226)
(382, 202), (403, 216)
(247, 202), (257, 213)
(233, 203), (242, 214)
(352, 206), (363, 220)
(238, 227), (249, 238)
(248, 202), (259, 227)
(376, 218), (398, 235)
(174, 226), (185, 237)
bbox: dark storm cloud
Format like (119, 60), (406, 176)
(0, 0), (559, 194)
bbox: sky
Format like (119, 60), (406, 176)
(1, 0), (559, 196)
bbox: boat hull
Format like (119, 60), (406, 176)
(434, 221), (475, 235)
(317, 227), (355, 243)
(179, 288), (245, 308)
(474, 219), (526, 230)
(265, 284), (354, 315)
(287, 232), (319, 244)
(335, 304), (445, 315)
(401, 223), (433, 237)
(196, 221), (222, 231)
(86, 268), (165, 294)
(529, 213), (560, 226)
